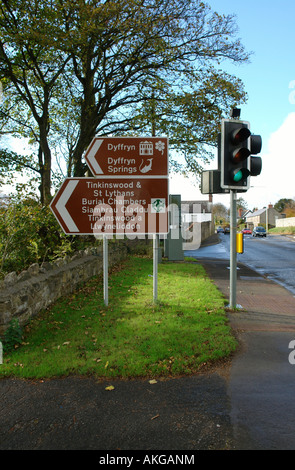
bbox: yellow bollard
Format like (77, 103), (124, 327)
(236, 232), (244, 254)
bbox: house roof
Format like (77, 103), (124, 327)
(237, 209), (252, 218)
(246, 208), (266, 218)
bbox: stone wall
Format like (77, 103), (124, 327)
(276, 217), (295, 228)
(201, 221), (215, 240)
(0, 240), (146, 336)
(182, 221), (214, 250)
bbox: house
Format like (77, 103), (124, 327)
(237, 207), (252, 221)
(245, 204), (283, 229)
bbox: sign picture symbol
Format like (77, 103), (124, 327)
(139, 158), (153, 174)
(155, 141), (165, 155)
(139, 141), (153, 155)
(151, 198), (165, 213)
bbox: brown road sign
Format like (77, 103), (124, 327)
(50, 177), (168, 235)
(84, 136), (168, 176)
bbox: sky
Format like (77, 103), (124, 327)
(2, 1), (295, 212)
(170, 0), (295, 210)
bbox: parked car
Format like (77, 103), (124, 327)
(252, 226), (267, 237)
(224, 227), (230, 234)
(242, 228), (252, 235)
(216, 226), (224, 233)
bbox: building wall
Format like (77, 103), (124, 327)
(247, 215), (262, 227)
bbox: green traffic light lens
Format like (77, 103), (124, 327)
(233, 170), (243, 182)
(231, 168), (250, 183)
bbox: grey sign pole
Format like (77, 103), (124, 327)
(153, 234), (158, 303)
(230, 190), (237, 308)
(103, 235), (108, 306)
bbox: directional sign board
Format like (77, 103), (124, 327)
(84, 136), (168, 176)
(50, 177), (169, 235)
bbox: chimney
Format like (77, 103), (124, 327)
(268, 204), (273, 209)
(238, 208), (243, 217)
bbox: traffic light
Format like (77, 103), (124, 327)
(249, 135), (262, 177)
(220, 119), (262, 191)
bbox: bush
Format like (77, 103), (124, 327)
(0, 198), (98, 277)
(3, 319), (23, 353)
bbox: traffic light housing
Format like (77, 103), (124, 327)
(220, 119), (262, 191)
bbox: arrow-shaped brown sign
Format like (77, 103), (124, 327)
(84, 137), (168, 176)
(50, 177), (168, 235)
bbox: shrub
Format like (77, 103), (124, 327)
(0, 198), (98, 277)
(3, 319), (23, 353)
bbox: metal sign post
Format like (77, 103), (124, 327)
(230, 190), (237, 308)
(153, 234), (158, 303)
(103, 235), (108, 306)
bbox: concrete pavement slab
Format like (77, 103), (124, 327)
(200, 258), (295, 330)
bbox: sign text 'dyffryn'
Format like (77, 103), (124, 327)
(84, 137), (168, 176)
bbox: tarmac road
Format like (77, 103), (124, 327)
(191, 231), (295, 296)
(1, 234), (295, 451)
(0, 373), (233, 451)
(241, 234), (295, 296)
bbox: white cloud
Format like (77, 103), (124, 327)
(256, 112), (295, 205)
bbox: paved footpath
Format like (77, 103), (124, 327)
(1, 253), (295, 451)
(201, 257), (295, 450)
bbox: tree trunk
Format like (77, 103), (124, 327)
(38, 130), (52, 205)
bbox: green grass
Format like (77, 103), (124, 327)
(268, 226), (295, 235)
(0, 256), (237, 379)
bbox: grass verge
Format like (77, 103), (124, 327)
(0, 256), (237, 379)
(268, 226), (295, 235)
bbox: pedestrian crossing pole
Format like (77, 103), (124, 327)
(230, 190), (237, 308)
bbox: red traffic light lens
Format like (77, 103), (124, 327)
(231, 127), (251, 144)
(232, 147), (251, 163)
